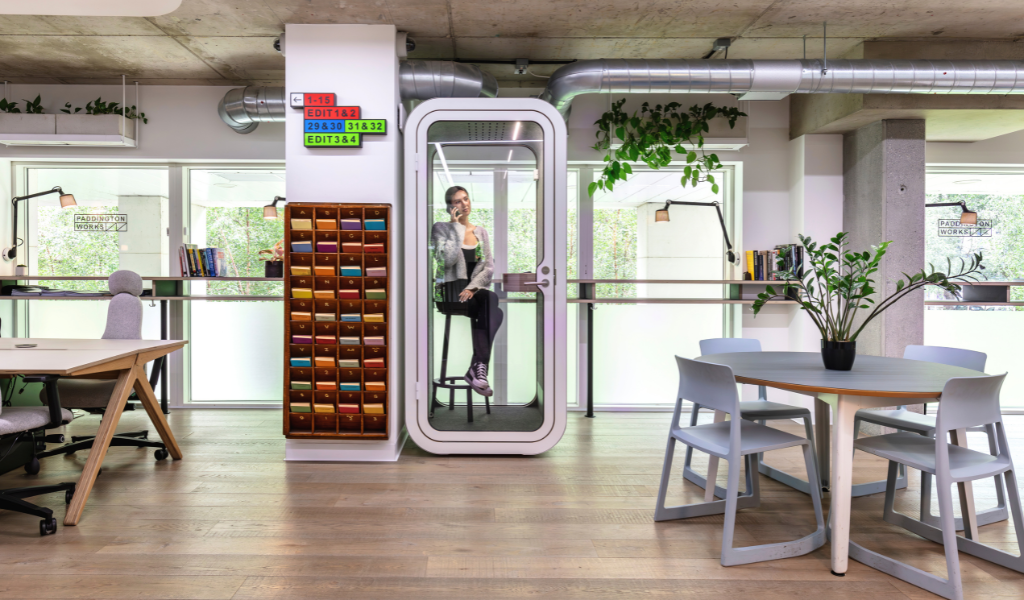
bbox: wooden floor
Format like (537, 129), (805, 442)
(1, 409), (1023, 599)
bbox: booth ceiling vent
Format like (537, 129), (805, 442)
(539, 58), (1024, 117)
(466, 122), (508, 141)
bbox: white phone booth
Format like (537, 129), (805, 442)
(404, 98), (568, 455)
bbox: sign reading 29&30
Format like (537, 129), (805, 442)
(290, 93), (387, 148)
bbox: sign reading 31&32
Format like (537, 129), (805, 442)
(291, 93), (386, 148)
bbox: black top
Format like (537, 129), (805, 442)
(462, 248), (477, 278)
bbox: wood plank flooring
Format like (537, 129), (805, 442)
(1, 409), (1022, 599)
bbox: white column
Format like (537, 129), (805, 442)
(284, 24), (404, 462)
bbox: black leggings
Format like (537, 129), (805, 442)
(467, 289), (504, 366)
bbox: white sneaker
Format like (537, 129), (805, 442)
(464, 362), (493, 397)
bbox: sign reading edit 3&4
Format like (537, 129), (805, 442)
(290, 92), (387, 148)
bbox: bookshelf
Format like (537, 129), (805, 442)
(283, 203), (391, 440)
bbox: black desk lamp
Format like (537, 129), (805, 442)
(654, 200), (737, 264)
(263, 196), (286, 220)
(925, 200), (978, 225)
(4, 186), (76, 261)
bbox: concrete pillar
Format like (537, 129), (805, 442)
(843, 120), (926, 358)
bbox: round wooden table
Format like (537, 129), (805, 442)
(696, 351), (985, 576)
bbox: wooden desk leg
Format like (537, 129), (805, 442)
(64, 366), (136, 526)
(133, 364), (182, 460)
(704, 410), (727, 502)
(829, 394), (859, 575)
(951, 428), (980, 540)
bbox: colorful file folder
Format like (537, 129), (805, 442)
(315, 335), (336, 345)
(338, 358), (360, 368)
(340, 314), (361, 322)
(313, 403), (334, 412)
(363, 403), (385, 414)
(291, 219), (313, 230)
(314, 266), (335, 276)
(365, 382), (386, 392)
(339, 336), (360, 346)
(314, 357), (335, 367)
(364, 336), (385, 346)
(364, 358), (385, 368)
(315, 219), (337, 230)
(292, 288), (312, 299)
(364, 243), (384, 253)
(338, 289), (360, 300)
(337, 403), (360, 414)
(315, 382), (337, 391)
(364, 219), (386, 231)
(290, 357), (312, 367)
(290, 402), (312, 413)
(314, 312), (335, 321)
(363, 313), (384, 323)
(339, 382), (361, 391)
(340, 266), (361, 276)
(291, 381), (312, 390)
(292, 241), (313, 253)
(365, 288), (386, 300)
(292, 335), (312, 345)
(290, 266), (312, 276)
(317, 241), (338, 253)
(313, 290), (335, 299)
(292, 312), (311, 321)
(365, 267), (386, 277)
(341, 219), (361, 230)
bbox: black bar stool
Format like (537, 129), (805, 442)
(431, 302), (490, 423)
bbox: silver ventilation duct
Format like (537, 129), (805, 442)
(218, 61), (498, 134)
(540, 59), (1024, 117)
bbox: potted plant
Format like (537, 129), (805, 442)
(57, 97), (148, 139)
(0, 95), (55, 135)
(259, 240), (285, 278)
(752, 232), (984, 370)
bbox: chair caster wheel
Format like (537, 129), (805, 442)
(40, 518), (57, 536)
(24, 457), (40, 475)
(154, 449), (169, 461)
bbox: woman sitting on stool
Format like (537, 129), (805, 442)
(431, 185), (504, 397)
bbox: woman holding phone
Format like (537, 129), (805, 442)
(431, 185), (504, 397)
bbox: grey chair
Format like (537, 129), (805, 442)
(0, 376), (77, 535)
(685, 338), (818, 496)
(655, 356), (826, 566)
(852, 345), (1007, 530)
(37, 271), (169, 462)
(851, 373), (1023, 600)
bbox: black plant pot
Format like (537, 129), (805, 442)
(264, 261), (283, 278)
(821, 340), (857, 371)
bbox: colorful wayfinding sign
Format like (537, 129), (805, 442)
(291, 93), (386, 148)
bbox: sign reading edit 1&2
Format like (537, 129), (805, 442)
(290, 92), (387, 148)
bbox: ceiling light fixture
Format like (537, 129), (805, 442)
(654, 200), (737, 264)
(4, 186), (76, 261)
(925, 200), (978, 225)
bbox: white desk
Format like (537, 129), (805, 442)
(0, 338), (187, 525)
(696, 351), (985, 576)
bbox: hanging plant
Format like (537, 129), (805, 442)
(62, 97), (148, 123)
(589, 98), (746, 197)
(0, 95), (45, 114)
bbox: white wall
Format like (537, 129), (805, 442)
(0, 84), (284, 162)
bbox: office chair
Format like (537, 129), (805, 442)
(37, 270), (169, 462)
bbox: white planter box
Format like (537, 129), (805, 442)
(56, 114), (135, 139)
(0, 113), (56, 134)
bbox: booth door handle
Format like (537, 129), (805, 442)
(524, 279), (549, 288)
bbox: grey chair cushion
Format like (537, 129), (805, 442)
(40, 379), (119, 410)
(108, 270), (143, 297)
(0, 406), (75, 436)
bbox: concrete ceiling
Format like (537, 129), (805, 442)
(2, 0), (1024, 86)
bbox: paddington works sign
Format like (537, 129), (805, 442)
(937, 219), (993, 237)
(74, 214), (128, 232)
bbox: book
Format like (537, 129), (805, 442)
(289, 357), (311, 367)
(342, 242), (362, 253)
(315, 219), (336, 230)
(364, 219), (386, 231)
(339, 382), (361, 391)
(365, 382), (386, 392)
(216, 248), (227, 276)
(205, 248), (217, 277)
(340, 266), (361, 276)
(364, 243), (384, 254)
(340, 314), (361, 322)
(291, 381), (311, 390)
(317, 241), (338, 253)
(314, 382), (337, 391)
(291, 312), (311, 321)
(292, 241), (313, 253)
(364, 336), (384, 346)
(339, 336), (360, 346)
(315, 313), (336, 321)
(313, 290), (335, 299)
(363, 313), (384, 322)
(365, 267), (386, 277)
(337, 403), (360, 414)
(292, 335), (312, 345)
(291, 266), (312, 276)
(290, 402), (312, 413)
(315, 335), (336, 344)
(338, 289), (360, 300)
(338, 358), (360, 368)
(291, 218), (313, 230)
(178, 246), (189, 276)
(363, 403), (385, 414)
(314, 266), (335, 276)
(313, 402), (334, 412)
(365, 288), (386, 300)
(340, 219), (361, 231)
(292, 288), (312, 298)
(314, 357), (334, 367)
(364, 358), (385, 368)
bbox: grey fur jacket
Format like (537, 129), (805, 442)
(431, 221), (494, 291)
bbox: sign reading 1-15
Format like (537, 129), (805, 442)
(292, 92), (385, 148)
